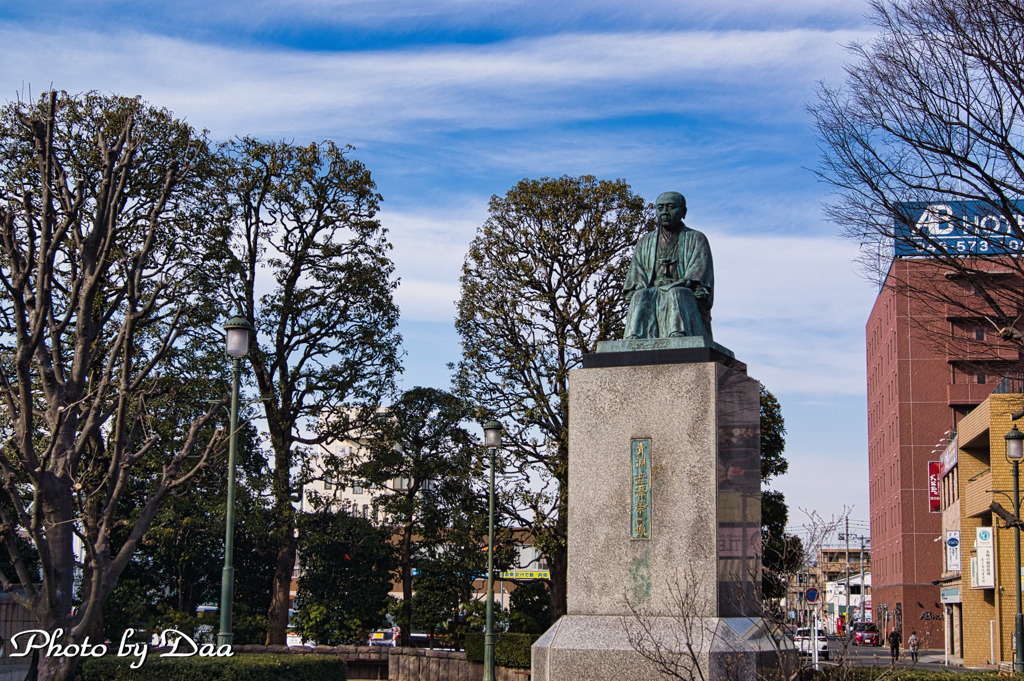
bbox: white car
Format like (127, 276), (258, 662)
(793, 627), (829, 660)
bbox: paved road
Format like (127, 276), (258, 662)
(816, 639), (978, 674)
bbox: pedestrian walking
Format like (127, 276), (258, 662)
(908, 631), (919, 663)
(888, 628), (902, 663)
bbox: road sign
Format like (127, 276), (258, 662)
(805, 587), (819, 603)
(499, 570), (550, 580)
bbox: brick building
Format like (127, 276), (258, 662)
(867, 259), (1021, 646)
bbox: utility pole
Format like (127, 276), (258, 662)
(859, 536), (868, 622)
(845, 517), (850, 634)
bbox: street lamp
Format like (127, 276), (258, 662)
(1006, 424), (1024, 674)
(482, 419), (502, 681)
(218, 314), (252, 648)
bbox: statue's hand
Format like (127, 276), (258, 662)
(658, 279), (689, 293)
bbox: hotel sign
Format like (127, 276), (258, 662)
(895, 201), (1024, 257)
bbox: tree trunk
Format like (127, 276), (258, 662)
(266, 441), (296, 645)
(548, 534), (568, 622)
(549, 439), (570, 623)
(399, 520), (414, 647)
(266, 528), (296, 645)
(36, 652), (77, 681)
(263, 405), (297, 646)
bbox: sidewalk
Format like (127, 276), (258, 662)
(0, 665), (29, 681)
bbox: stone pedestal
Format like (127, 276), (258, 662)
(532, 350), (795, 681)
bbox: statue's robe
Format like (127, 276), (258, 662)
(622, 225), (714, 341)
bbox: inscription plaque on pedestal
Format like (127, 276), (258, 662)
(631, 439), (652, 541)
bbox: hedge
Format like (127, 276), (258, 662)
(812, 668), (1003, 681)
(464, 632), (539, 669)
(79, 653), (347, 681)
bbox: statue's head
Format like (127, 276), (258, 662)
(655, 192), (687, 230)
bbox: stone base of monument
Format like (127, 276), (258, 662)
(531, 349), (797, 681)
(532, 615), (793, 681)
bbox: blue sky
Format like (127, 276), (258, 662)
(1, 0), (880, 525)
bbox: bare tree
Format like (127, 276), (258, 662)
(811, 0), (1024, 372)
(0, 91), (225, 681)
(623, 566), (718, 681)
(622, 510), (853, 681)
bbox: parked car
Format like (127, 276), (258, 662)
(793, 627), (829, 660)
(368, 628), (437, 648)
(851, 621), (881, 646)
(368, 628), (399, 647)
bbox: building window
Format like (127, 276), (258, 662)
(974, 326), (985, 340)
(352, 480), (364, 494)
(977, 372), (987, 384)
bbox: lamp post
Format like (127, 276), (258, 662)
(1006, 424), (1024, 674)
(218, 314), (252, 648)
(482, 420), (502, 681)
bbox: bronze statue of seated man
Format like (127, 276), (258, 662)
(622, 191), (713, 342)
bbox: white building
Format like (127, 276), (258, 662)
(824, 572), (872, 633)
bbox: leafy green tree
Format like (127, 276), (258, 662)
(293, 511), (396, 645)
(409, 555), (465, 647)
(454, 175), (651, 622)
(356, 386), (493, 646)
(760, 386), (787, 482)
(227, 502), (279, 645)
(507, 580), (551, 635)
(101, 411), (275, 643)
(212, 137), (402, 644)
(0, 91), (225, 681)
(759, 385), (802, 603)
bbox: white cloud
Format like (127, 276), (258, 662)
(19, 0), (873, 38)
(380, 207), (481, 322)
(714, 233), (873, 395)
(0, 26), (871, 141)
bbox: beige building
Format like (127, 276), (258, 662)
(940, 390), (1024, 667)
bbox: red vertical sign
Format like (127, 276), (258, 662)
(928, 461), (941, 512)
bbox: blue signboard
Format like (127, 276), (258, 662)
(894, 201), (1024, 257)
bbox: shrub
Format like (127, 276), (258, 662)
(465, 632), (539, 669)
(79, 653), (346, 681)
(812, 668), (1002, 681)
